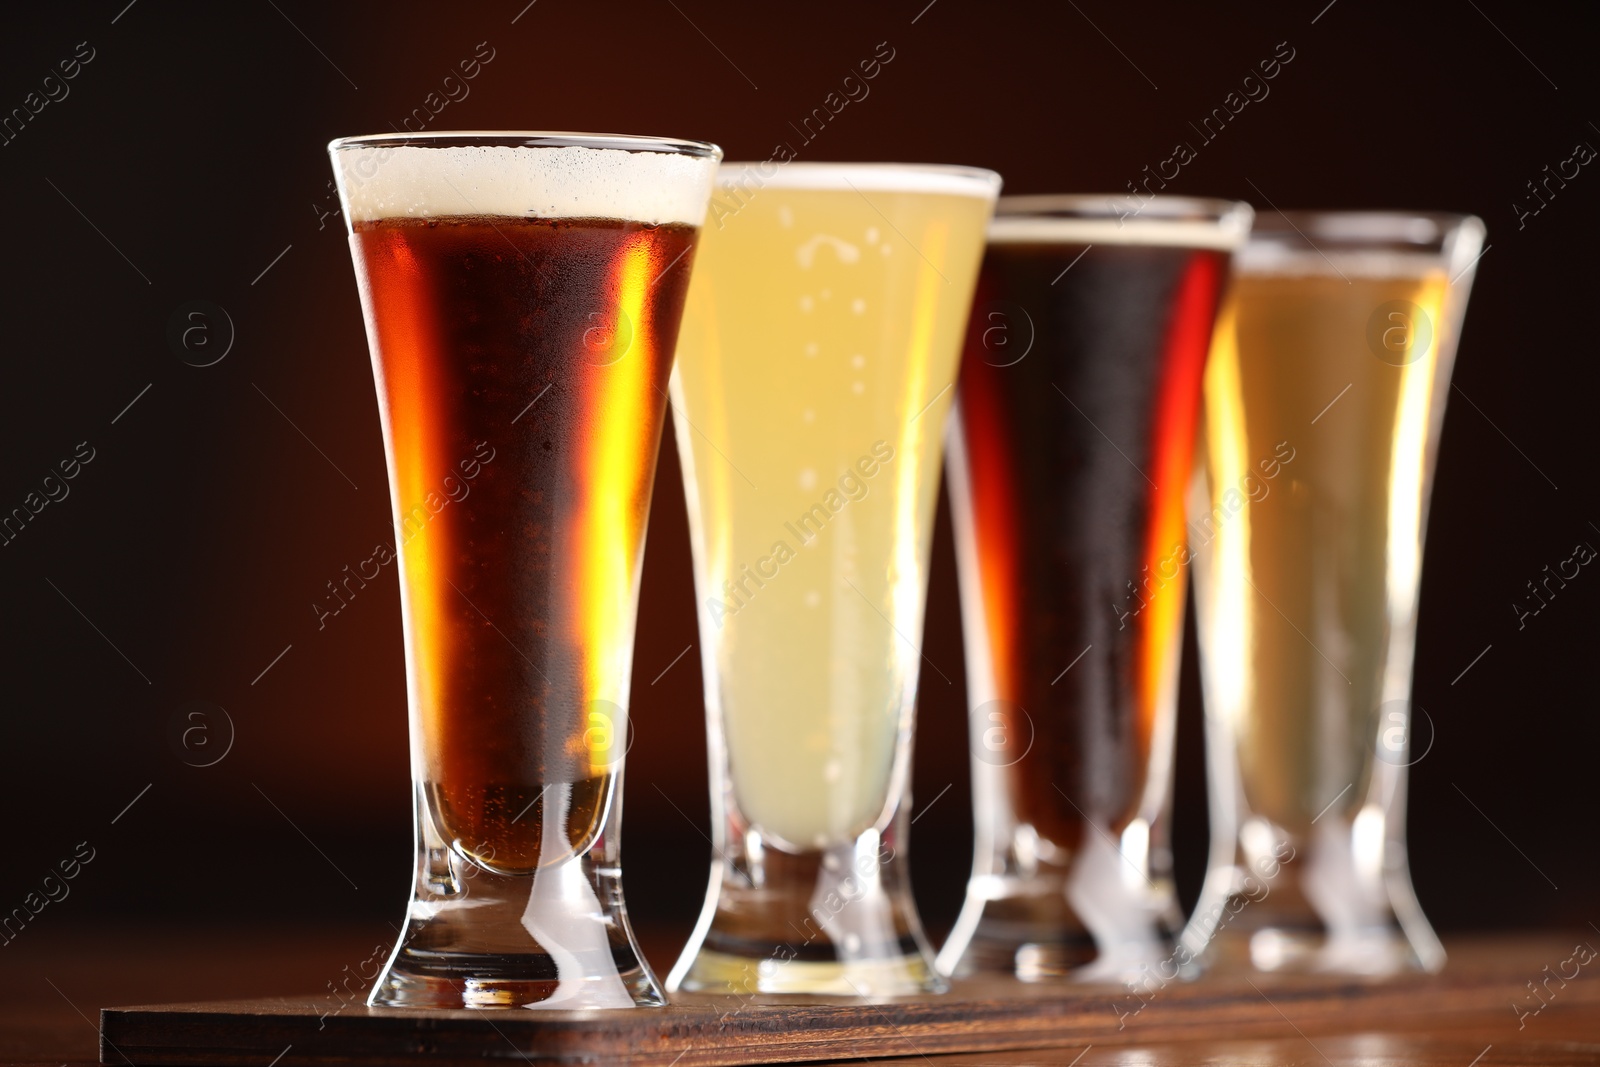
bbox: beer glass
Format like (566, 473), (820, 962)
(937, 196), (1252, 982)
(328, 132), (719, 1008)
(1183, 211), (1485, 974)
(667, 162), (1000, 995)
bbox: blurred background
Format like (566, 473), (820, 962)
(0, 0), (1595, 1013)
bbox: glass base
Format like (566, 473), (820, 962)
(938, 829), (1182, 983)
(939, 889), (1182, 983)
(1195, 920), (1432, 976)
(677, 946), (941, 996)
(371, 956), (664, 1009)
(369, 783), (664, 1010)
(669, 825), (945, 996)
(1181, 817), (1445, 977)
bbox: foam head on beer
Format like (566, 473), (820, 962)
(332, 138), (718, 225)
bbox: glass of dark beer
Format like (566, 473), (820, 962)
(328, 132), (719, 1009)
(938, 195), (1251, 981)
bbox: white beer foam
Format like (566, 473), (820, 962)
(717, 161), (1002, 200)
(333, 142), (719, 226)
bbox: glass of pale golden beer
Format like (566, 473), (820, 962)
(667, 162), (1000, 995)
(935, 196), (1252, 983)
(1183, 210), (1485, 975)
(328, 132), (719, 1008)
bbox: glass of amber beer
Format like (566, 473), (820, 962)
(1183, 211), (1484, 974)
(667, 162), (1000, 995)
(936, 196), (1251, 982)
(328, 132), (719, 1008)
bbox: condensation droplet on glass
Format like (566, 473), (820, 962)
(778, 205), (794, 228)
(880, 243), (892, 256)
(851, 381), (865, 395)
(804, 342), (819, 358)
(823, 758), (842, 783)
(851, 298), (866, 315)
(799, 295), (814, 313)
(804, 590), (821, 607)
(802, 408), (816, 423)
(865, 227), (879, 244)
(851, 354), (866, 369)
(820, 288), (831, 300)
(799, 468), (817, 490)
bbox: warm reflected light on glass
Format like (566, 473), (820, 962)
(892, 219), (950, 645)
(1352, 802), (1387, 886)
(1200, 298), (1253, 733)
(577, 234), (655, 775)
(1384, 272), (1448, 628)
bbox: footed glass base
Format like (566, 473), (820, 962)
(676, 947), (941, 997)
(939, 897), (1107, 982)
(938, 829), (1183, 983)
(1195, 920), (1432, 977)
(1181, 817), (1445, 978)
(369, 783), (664, 1010)
(669, 823), (944, 996)
(939, 892), (1182, 983)
(371, 954), (664, 1010)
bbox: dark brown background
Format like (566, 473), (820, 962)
(0, 0), (1595, 979)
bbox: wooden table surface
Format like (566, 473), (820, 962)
(3, 923), (1596, 1066)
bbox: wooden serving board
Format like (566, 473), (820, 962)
(100, 940), (1592, 1066)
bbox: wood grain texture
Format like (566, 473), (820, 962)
(99, 937), (1600, 1066)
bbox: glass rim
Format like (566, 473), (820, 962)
(1247, 208), (1484, 246)
(327, 130), (722, 160)
(989, 194), (1253, 250)
(997, 193), (1250, 222)
(1240, 209), (1486, 279)
(717, 160), (1002, 197)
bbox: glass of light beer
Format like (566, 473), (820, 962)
(328, 132), (719, 1008)
(936, 196), (1252, 982)
(667, 162), (1000, 995)
(1183, 211), (1484, 974)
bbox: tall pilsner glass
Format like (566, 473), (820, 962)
(668, 163), (1000, 994)
(938, 196), (1252, 982)
(1184, 211), (1484, 974)
(329, 132), (719, 1008)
